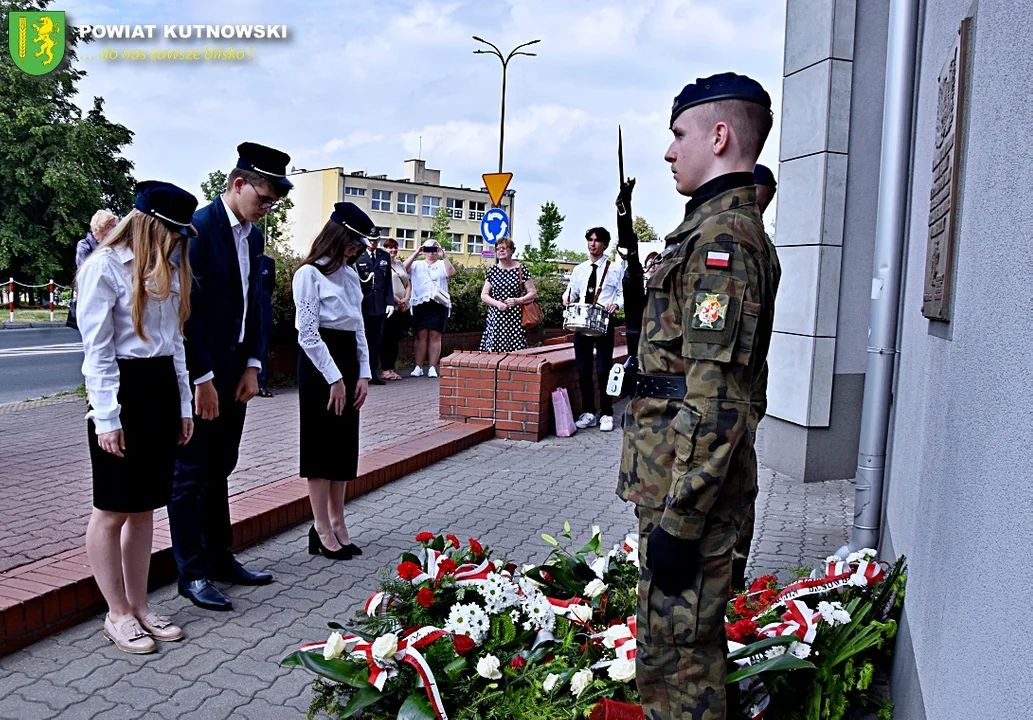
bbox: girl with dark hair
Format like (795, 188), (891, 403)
(292, 202), (376, 560)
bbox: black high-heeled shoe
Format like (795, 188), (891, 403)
(308, 526), (355, 560)
(333, 531), (362, 557)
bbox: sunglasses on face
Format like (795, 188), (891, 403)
(245, 180), (279, 210)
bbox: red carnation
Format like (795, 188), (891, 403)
(416, 588), (435, 608)
(446, 534), (460, 548)
(509, 655), (526, 669)
(453, 634), (476, 656)
(749, 575), (778, 593)
(438, 557), (457, 574)
(757, 589), (777, 609)
(468, 537), (484, 556)
(397, 561), (423, 581)
(415, 532), (435, 543)
(733, 595), (749, 617)
(727, 618), (758, 643)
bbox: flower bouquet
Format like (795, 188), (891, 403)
(283, 525), (642, 719)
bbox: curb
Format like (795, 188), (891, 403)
(0, 419), (494, 656)
(0, 321), (69, 329)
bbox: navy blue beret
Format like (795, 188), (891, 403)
(134, 181), (198, 237)
(330, 202), (377, 244)
(753, 163), (777, 188)
(671, 72), (771, 126)
(236, 142), (294, 191)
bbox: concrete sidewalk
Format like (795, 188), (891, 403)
(0, 379), (446, 574)
(0, 417), (852, 719)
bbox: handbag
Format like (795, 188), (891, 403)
(518, 266), (544, 330)
(65, 298), (78, 330)
(551, 387), (577, 437)
(430, 285), (450, 306)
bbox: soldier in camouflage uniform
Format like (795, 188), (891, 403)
(617, 73), (780, 719)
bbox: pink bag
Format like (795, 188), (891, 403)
(552, 387), (577, 437)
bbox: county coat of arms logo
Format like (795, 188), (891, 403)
(692, 293), (728, 330)
(8, 11), (66, 75)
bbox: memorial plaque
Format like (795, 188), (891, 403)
(923, 18), (970, 320)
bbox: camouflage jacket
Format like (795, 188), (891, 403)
(617, 185), (780, 540)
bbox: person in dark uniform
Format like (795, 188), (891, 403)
(171, 142), (293, 612)
(354, 236), (393, 385)
(293, 202), (375, 560)
(256, 254), (276, 398)
(753, 163), (777, 214)
(78, 182), (197, 652)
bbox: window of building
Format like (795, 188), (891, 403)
(449, 233), (463, 249)
(371, 189), (391, 212)
(376, 227), (391, 240)
(396, 228), (415, 250)
(467, 234), (484, 255)
(446, 198), (464, 220)
(397, 192), (417, 215)
(422, 195), (441, 217)
(468, 201), (486, 221)
(343, 186), (366, 197)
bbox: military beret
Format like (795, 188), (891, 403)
(753, 163), (777, 189)
(236, 142), (294, 191)
(330, 202), (377, 245)
(133, 180), (198, 237)
(670, 72), (771, 126)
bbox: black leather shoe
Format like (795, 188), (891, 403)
(178, 579), (233, 611)
(210, 560), (273, 586)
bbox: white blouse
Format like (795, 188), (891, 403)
(292, 261), (372, 384)
(77, 246), (192, 434)
(409, 260), (451, 309)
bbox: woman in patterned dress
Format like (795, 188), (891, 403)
(478, 238), (537, 352)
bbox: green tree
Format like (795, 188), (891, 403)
(633, 216), (659, 244)
(200, 169), (295, 259)
(0, 0), (136, 286)
(556, 248), (589, 263)
(522, 201), (565, 276)
(431, 205), (452, 251)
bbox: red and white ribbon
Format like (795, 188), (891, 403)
(758, 599), (821, 644)
(748, 558), (886, 618)
(364, 591), (396, 617)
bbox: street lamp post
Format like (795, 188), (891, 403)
(472, 36), (540, 173)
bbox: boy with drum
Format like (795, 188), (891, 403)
(562, 227), (623, 431)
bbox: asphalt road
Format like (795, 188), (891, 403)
(0, 327), (84, 404)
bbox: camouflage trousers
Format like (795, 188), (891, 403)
(635, 505), (736, 720)
(730, 502), (755, 592)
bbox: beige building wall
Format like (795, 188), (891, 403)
(285, 159), (515, 269)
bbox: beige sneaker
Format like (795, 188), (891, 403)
(137, 612), (184, 642)
(103, 614), (157, 654)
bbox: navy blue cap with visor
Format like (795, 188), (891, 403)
(134, 181), (199, 237)
(235, 142), (294, 192)
(670, 72), (771, 127)
(330, 202), (378, 247)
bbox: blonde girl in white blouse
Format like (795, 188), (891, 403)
(292, 202), (376, 560)
(77, 181), (197, 653)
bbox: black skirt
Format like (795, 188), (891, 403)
(412, 302), (448, 333)
(88, 356), (180, 513)
(298, 328), (360, 481)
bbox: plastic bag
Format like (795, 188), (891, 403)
(552, 387), (577, 437)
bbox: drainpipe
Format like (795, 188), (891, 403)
(845, 0), (920, 554)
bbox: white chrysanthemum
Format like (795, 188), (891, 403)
(509, 609), (521, 624)
(522, 593), (555, 632)
(824, 554), (842, 564)
(570, 668), (593, 698)
(517, 575), (542, 595)
(477, 572), (520, 614)
(445, 602), (490, 643)
(846, 548), (877, 564)
(817, 600), (852, 627)
(789, 641), (812, 659)
(764, 645), (787, 660)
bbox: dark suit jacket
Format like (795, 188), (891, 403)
(184, 198), (265, 386)
(355, 247), (392, 316)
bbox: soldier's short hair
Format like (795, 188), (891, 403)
(694, 99), (773, 162)
(226, 167), (289, 199)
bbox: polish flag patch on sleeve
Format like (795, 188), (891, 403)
(705, 250), (732, 269)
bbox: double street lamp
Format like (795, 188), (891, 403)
(472, 36), (540, 173)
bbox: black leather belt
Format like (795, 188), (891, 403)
(635, 373), (687, 399)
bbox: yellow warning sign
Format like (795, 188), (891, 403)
(482, 172), (513, 207)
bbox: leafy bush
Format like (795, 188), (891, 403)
(445, 266), (488, 333)
(269, 248), (301, 344)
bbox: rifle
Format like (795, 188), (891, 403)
(606, 126), (643, 400)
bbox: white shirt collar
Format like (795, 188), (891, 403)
(219, 195), (252, 237)
(113, 245), (134, 264)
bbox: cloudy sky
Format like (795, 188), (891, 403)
(64, 0), (786, 252)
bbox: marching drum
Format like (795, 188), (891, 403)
(563, 303), (609, 337)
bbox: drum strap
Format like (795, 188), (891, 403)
(593, 260), (611, 307)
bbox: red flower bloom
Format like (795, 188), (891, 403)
(508, 655), (526, 669)
(397, 561), (423, 581)
(727, 618), (758, 643)
(415, 532), (435, 543)
(438, 558), (457, 574)
(468, 537), (484, 556)
(733, 595), (749, 617)
(416, 588), (435, 608)
(445, 534), (460, 548)
(757, 589), (777, 609)
(453, 635), (476, 656)
(749, 574), (778, 593)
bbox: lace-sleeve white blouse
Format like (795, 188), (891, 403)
(77, 246), (192, 434)
(292, 261), (372, 384)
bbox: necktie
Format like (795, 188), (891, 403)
(585, 263), (598, 305)
(369, 251), (376, 288)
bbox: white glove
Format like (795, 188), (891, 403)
(385, 305), (395, 319)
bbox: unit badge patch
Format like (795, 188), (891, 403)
(691, 292), (729, 330)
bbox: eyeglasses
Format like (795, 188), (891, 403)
(246, 180), (279, 210)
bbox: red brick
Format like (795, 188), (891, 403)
(497, 401), (525, 412)
(496, 420), (525, 431)
(466, 399), (493, 410)
(511, 392), (538, 403)
(498, 381), (526, 391)
(3, 606), (25, 640)
(3, 577), (56, 595)
(23, 598), (44, 632)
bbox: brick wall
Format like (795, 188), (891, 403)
(439, 338), (628, 441)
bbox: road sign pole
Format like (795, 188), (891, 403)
(8, 278), (13, 322)
(49, 279), (54, 321)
